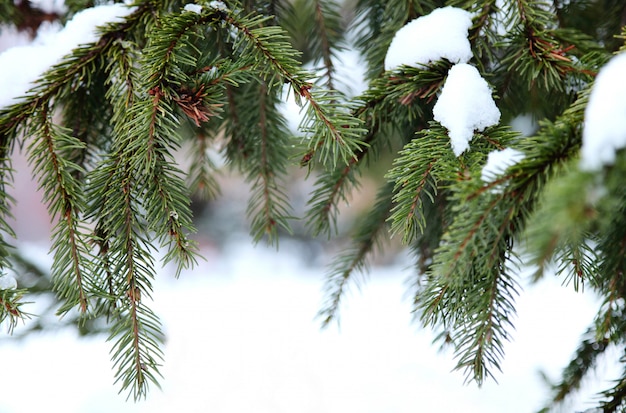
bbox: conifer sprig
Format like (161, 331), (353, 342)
(280, 0), (345, 90)
(352, 0), (430, 79)
(0, 288), (30, 334)
(305, 62), (447, 238)
(225, 80), (294, 244)
(386, 125), (454, 245)
(27, 109), (92, 314)
(221, 9), (366, 166)
(186, 132), (221, 200)
(318, 181), (394, 326)
(88, 151), (165, 399)
(305, 152), (362, 237)
(310, 0), (343, 90)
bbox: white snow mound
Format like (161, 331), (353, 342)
(580, 52), (626, 171)
(0, 4), (133, 109)
(433, 63), (501, 156)
(384, 6), (473, 71)
(481, 148), (525, 182)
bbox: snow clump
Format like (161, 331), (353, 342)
(28, 0), (67, 14)
(208, 1), (228, 10)
(183, 3), (203, 13)
(580, 52), (626, 171)
(433, 63), (501, 156)
(0, 273), (17, 290)
(384, 6), (473, 71)
(481, 148), (525, 182)
(0, 3), (134, 109)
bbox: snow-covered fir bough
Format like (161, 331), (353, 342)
(0, 0), (625, 411)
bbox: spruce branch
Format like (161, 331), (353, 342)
(89, 154), (165, 400)
(599, 374), (626, 413)
(312, 0), (341, 90)
(318, 180), (394, 326)
(1, 0), (625, 408)
(0, 288), (30, 334)
(27, 106), (93, 315)
(542, 327), (611, 409)
(422, 92), (594, 383)
(235, 82), (294, 244)
(352, 0), (430, 79)
(290, 0), (345, 90)
(298, 89), (367, 167)
(305, 154), (362, 237)
(540, 300), (626, 411)
(278, 0), (345, 89)
(305, 62), (448, 238)
(117, 9), (213, 274)
(220, 9), (366, 166)
(0, 153), (17, 290)
(407, 124), (529, 384)
(0, 1), (151, 135)
(386, 126), (453, 245)
(186, 132), (221, 200)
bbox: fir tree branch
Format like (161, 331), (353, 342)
(112, 174), (163, 400)
(278, 0), (345, 89)
(420, 253), (520, 385)
(352, 0), (429, 79)
(27, 105), (92, 315)
(0, 2), (151, 137)
(409, 124), (528, 384)
(318, 180), (394, 326)
(186, 132), (221, 200)
(242, 82), (294, 244)
(311, 0), (344, 90)
(305, 62), (447, 237)
(220, 9), (366, 166)
(387, 126), (453, 244)
(0, 151), (16, 289)
(90, 154), (164, 400)
(119, 10), (209, 273)
(0, 289), (30, 334)
(600, 377), (626, 413)
(305, 154), (362, 236)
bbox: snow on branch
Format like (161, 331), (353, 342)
(580, 52), (626, 171)
(384, 6), (473, 71)
(0, 3), (133, 109)
(433, 63), (501, 156)
(481, 148), (525, 183)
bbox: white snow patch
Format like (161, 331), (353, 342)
(433, 63), (501, 156)
(580, 52), (626, 171)
(208, 1), (228, 10)
(510, 113), (537, 137)
(0, 3), (134, 109)
(0, 273), (17, 290)
(384, 6), (473, 71)
(183, 3), (203, 14)
(0, 25), (32, 53)
(29, 0), (67, 14)
(481, 148), (525, 182)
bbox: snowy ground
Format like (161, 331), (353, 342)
(0, 237), (616, 413)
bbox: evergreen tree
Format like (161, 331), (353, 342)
(0, 0), (625, 410)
